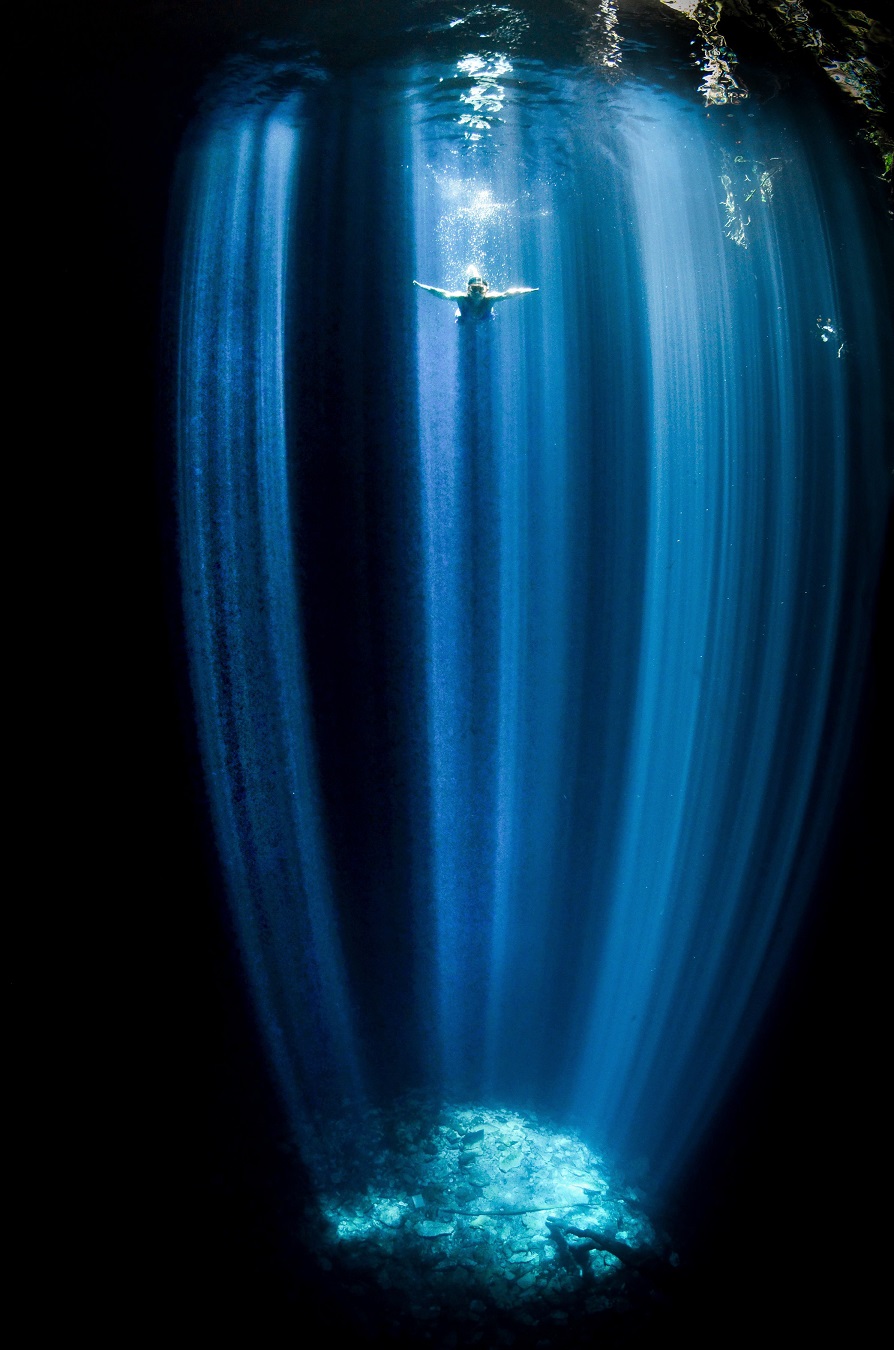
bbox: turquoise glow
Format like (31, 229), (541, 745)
(171, 58), (891, 1196)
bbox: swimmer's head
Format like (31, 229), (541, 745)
(467, 276), (488, 295)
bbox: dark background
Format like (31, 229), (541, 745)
(55, 2), (889, 1339)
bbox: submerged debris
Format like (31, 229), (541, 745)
(299, 1095), (674, 1345)
(662, 0), (893, 186)
(720, 152), (785, 247)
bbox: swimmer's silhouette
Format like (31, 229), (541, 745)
(413, 275), (538, 323)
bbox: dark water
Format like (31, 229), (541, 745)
(62, 0), (891, 1340)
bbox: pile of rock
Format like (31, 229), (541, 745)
(296, 1094), (671, 1345)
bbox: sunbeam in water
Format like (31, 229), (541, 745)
(167, 17), (891, 1341)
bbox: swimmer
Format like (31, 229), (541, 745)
(413, 275), (538, 322)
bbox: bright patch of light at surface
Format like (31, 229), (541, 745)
(456, 51), (513, 138)
(580, 1), (623, 70)
(457, 51), (513, 91)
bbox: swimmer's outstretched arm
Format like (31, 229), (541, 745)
(488, 287), (539, 302)
(413, 280), (464, 300)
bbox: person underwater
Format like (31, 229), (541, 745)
(413, 275), (538, 322)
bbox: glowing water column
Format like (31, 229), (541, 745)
(174, 102), (363, 1132)
(409, 53), (574, 1095)
(568, 83), (883, 1183)
(171, 55), (891, 1200)
(409, 58), (890, 1187)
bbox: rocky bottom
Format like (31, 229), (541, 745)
(296, 1093), (676, 1346)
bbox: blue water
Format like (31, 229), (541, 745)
(169, 37), (891, 1202)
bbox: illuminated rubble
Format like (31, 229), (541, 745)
(301, 1095), (673, 1344)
